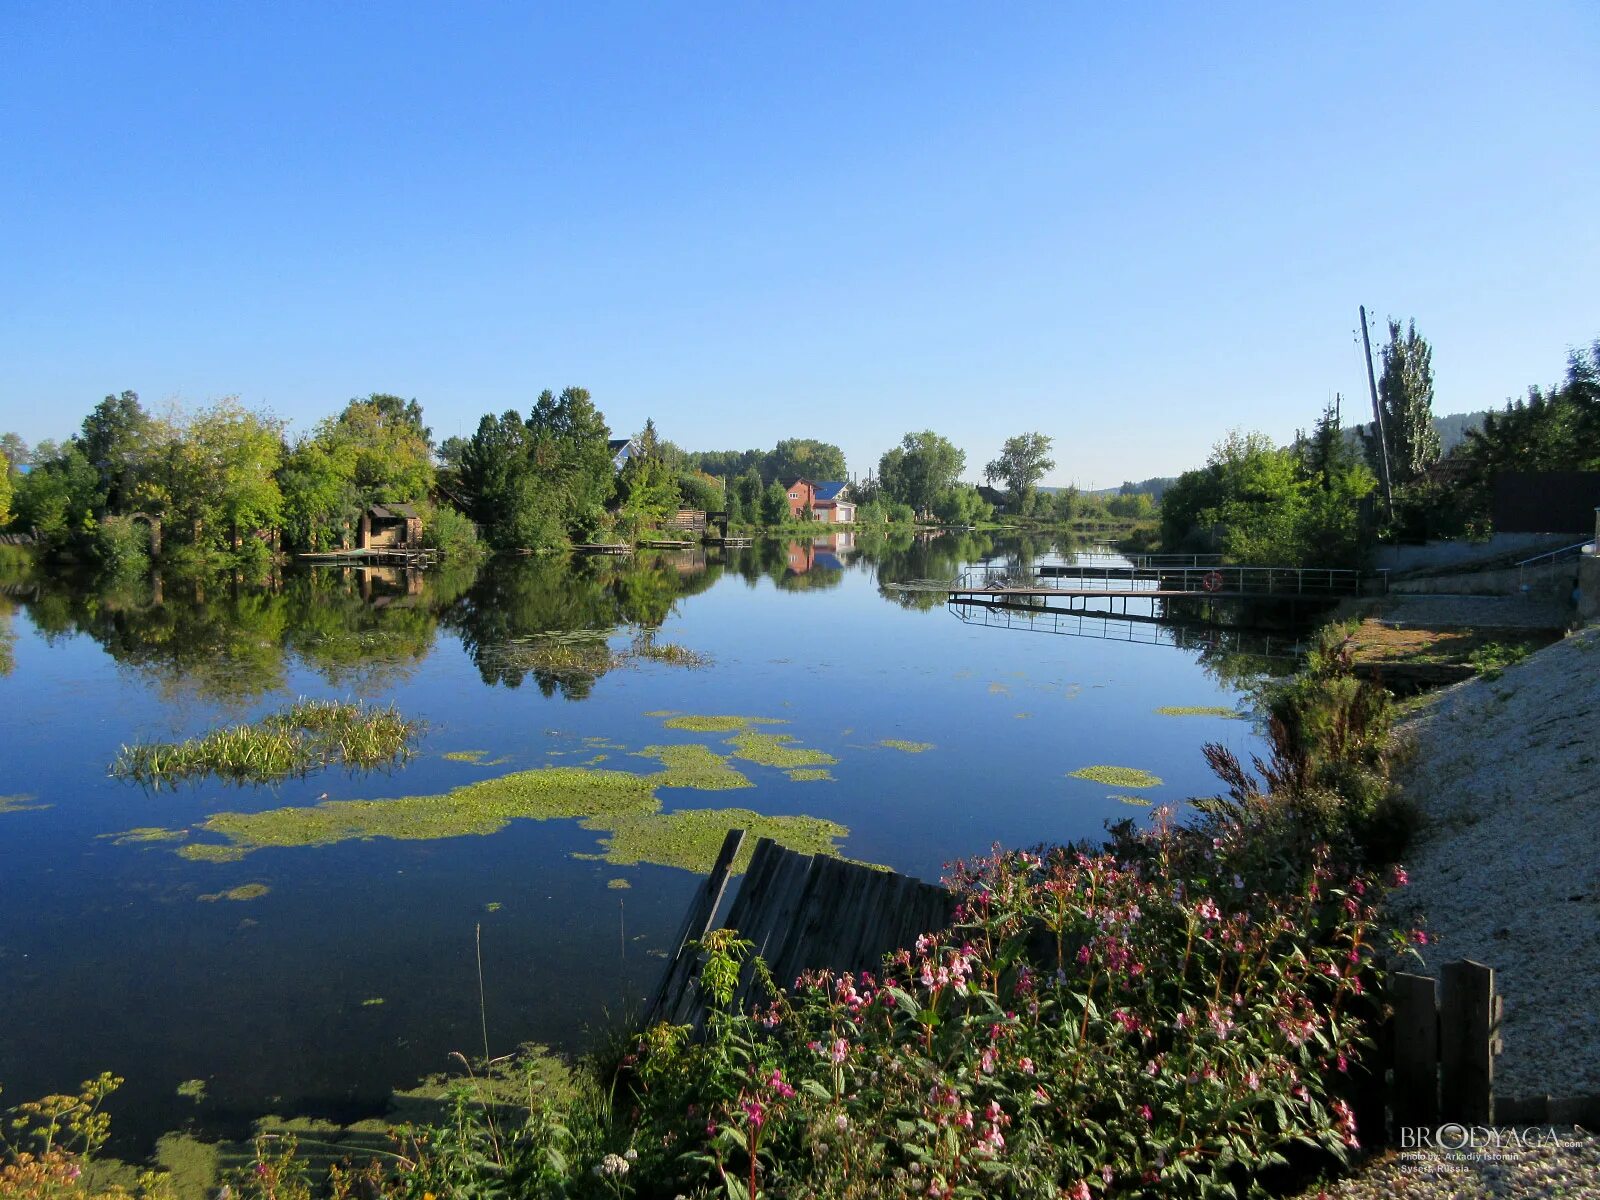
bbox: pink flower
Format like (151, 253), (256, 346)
(831, 1039), (849, 1066)
(1018, 1056), (1035, 1075)
(742, 1098), (766, 1128)
(1139, 1104), (1153, 1121)
(1412, 929), (1429, 945)
(1196, 897), (1221, 922)
(1068, 1181), (1092, 1200)
(1389, 866), (1409, 887)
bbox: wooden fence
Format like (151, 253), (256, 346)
(645, 831), (952, 1029)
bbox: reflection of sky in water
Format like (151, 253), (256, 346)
(0, 537), (1269, 1150)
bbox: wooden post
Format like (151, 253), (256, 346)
(1391, 971), (1440, 1129)
(644, 828), (746, 1027)
(1440, 960), (1496, 1125)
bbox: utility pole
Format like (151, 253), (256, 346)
(1360, 304), (1394, 519)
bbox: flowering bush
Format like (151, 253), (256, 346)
(611, 801), (1413, 1199)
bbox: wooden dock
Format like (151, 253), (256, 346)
(573, 542), (632, 555)
(297, 547), (437, 567)
(646, 831), (953, 1028)
(950, 562), (1362, 604)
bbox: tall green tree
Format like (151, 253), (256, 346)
(614, 419), (681, 536)
(878, 431), (966, 514)
(80, 390), (154, 515)
(761, 481), (790, 525)
(984, 432), (1055, 509)
(0, 433), (27, 476)
(527, 387), (615, 537)
(766, 438), (848, 484)
(167, 400), (285, 554)
(1365, 319), (1441, 485)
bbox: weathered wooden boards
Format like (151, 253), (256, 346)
(1389, 959), (1500, 1129)
(645, 833), (955, 1030)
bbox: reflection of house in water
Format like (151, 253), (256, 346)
(345, 565), (426, 604)
(785, 532), (854, 573)
(359, 504), (424, 551)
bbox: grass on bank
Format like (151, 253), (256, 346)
(110, 700), (421, 788)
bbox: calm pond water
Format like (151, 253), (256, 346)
(0, 533), (1275, 1149)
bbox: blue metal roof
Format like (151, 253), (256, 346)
(812, 481), (848, 502)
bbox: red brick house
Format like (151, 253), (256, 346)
(783, 479), (817, 520)
(783, 479), (855, 523)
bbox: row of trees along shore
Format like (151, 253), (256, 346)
(0, 390), (1154, 571)
(1160, 319), (1600, 568)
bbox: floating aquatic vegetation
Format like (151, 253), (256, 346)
(443, 749), (489, 762)
(582, 753), (609, 765)
(0, 793), (48, 813)
(1110, 793), (1154, 806)
(361, 997), (385, 1007)
(1155, 705), (1244, 719)
(725, 731), (838, 771)
(633, 744), (752, 791)
(1014, 712), (1033, 720)
(139, 755), (860, 875)
(1068, 765), (1164, 788)
(176, 1079), (207, 1102)
(607, 878), (631, 889)
(589, 807), (848, 874)
(878, 739), (934, 753)
(111, 699), (421, 788)
(177, 843), (247, 863)
(110, 826), (188, 845)
(988, 682), (1009, 695)
(632, 640), (712, 668)
(659, 713), (786, 733)
(786, 768), (834, 782)
(198, 883), (270, 902)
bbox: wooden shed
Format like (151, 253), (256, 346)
(359, 503), (424, 551)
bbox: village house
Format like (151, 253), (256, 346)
(359, 503), (424, 550)
(783, 479), (856, 523)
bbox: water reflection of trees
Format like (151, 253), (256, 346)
(854, 530), (998, 610)
(14, 566), (472, 704)
(444, 553), (723, 699)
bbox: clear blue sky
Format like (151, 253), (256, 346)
(3, 2), (1596, 488)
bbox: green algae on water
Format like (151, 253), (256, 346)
(786, 768), (834, 782)
(0, 793), (47, 813)
(197, 767), (658, 852)
(1068, 765), (1164, 789)
(109, 826), (187, 845)
(484, 901), (503, 912)
(660, 713), (787, 733)
(443, 749), (489, 762)
(198, 882), (270, 902)
(362, 997), (385, 1007)
(589, 806), (849, 874)
(607, 878), (631, 889)
(1155, 705), (1244, 719)
(177, 842), (247, 863)
(1110, 793), (1154, 806)
(145, 755), (862, 874)
(878, 739), (934, 753)
(633, 743), (753, 790)
(176, 1078), (207, 1101)
(725, 730), (838, 770)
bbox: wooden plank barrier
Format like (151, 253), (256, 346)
(1387, 959), (1500, 1133)
(644, 834), (954, 1030)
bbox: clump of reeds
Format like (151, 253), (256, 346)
(111, 698), (422, 787)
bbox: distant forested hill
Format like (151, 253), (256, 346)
(1341, 410), (1488, 455)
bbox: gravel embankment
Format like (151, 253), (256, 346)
(1388, 622), (1600, 1101)
(1306, 1128), (1600, 1200)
